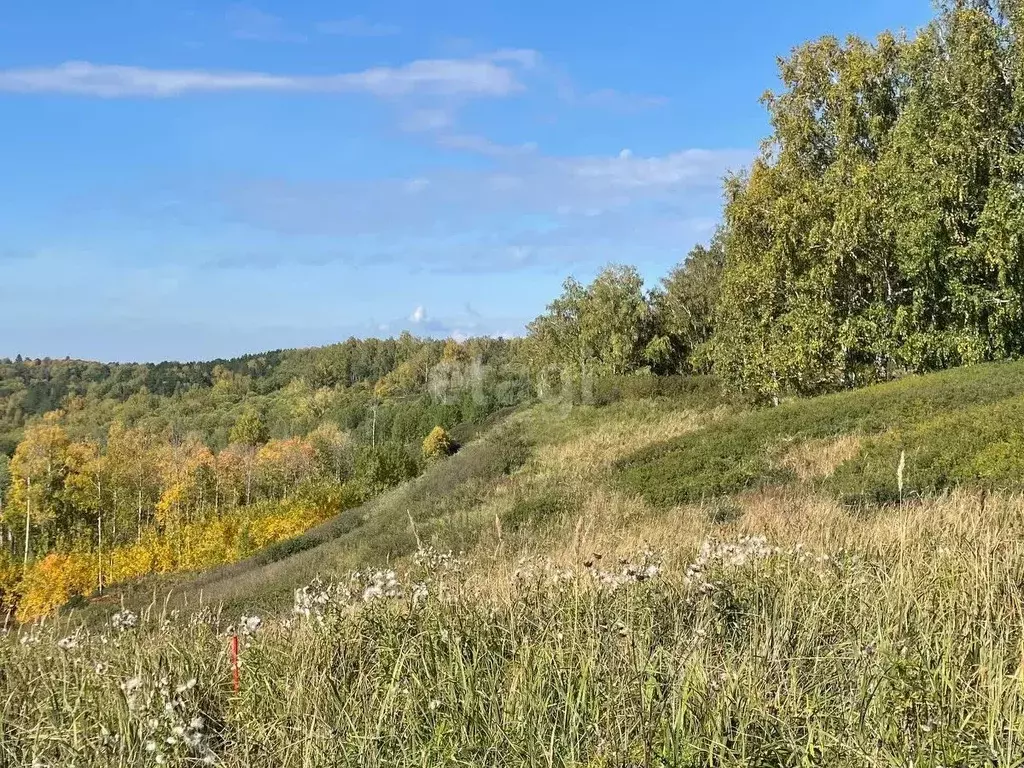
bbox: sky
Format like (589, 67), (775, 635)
(0, 0), (933, 363)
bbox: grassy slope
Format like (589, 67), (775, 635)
(618, 359), (1024, 505)
(88, 359), (1024, 621)
(18, 362), (1024, 766)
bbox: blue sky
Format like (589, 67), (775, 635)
(0, 0), (932, 362)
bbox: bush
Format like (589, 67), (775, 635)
(254, 535), (321, 566)
(617, 360), (1024, 506)
(830, 394), (1024, 503)
(591, 374), (728, 408)
(503, 487), (578, 534)
(422, 426), (456, 461)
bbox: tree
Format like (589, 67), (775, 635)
(229, 407), (269, 505)
(229, 407), (269, 447)
(62, 440), (107, 591)
(422, 426), (455, 461)
(105, 422), (160, 543)
(0, 454), (10, 556)
(651, 232), (727, 373)
(8, 413), (70, 566)
(525, 265), (654, 379)
(308, 423), (354, 483)
(709, 3), (1024, 399)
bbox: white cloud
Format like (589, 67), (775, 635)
(550, 69), (666, 113)
(410, 306), (426, 323)
(404, 178), (431, 194)
(570, 149), (741, 189)
(0, 53), (536, 98)
(228, 147), (748, 229)
(227, 4), (306, 43)
(317, 17), (400, 37)
(400, 108), (456, 132)
(435, 134), (537, 157)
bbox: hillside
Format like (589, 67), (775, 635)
(0, 335), (532, 620)
(7, 362), (1024, 765)
(90, 359), (1024, 620)
(11, 1), (1024, 763)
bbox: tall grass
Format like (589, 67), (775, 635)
(4, 514), (1024, 767)
(12, 370), (1024, 766)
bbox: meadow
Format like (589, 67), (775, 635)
(5, 362), (1024, 766)
(4, 498), (1024, 767)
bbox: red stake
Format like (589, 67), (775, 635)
(230, 634), (240, 692)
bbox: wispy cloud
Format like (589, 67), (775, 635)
(572, 88), (668, 111)
(0, 52), (538, 98)
(316, 17), (400, 37)
(216, 146), (750, 272)
(434, 134), (537, 157)
(227, 4), (307, 43)
(552, 70), (667, 113)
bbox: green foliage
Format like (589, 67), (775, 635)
(591, 374), (728, 409)
(229, 408), (269, 447)
(650, 232), (726, 374)
(709, 4), (1024, 399)
(355, 443), (421, 495)
(503, 486), (578, 534)
(831, 395), (1024, 503)
(524, 265), (657, 377)
(0, 335), (526, 453)
(618, 360), (1024, 505)
(0, 453), (9, 507)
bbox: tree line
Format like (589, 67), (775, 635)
(526, 1), (1024, 401)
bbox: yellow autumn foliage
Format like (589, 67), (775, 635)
(14, 498), (335, 621)
(16, 552), (96, 622)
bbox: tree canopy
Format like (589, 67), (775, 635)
(709, 0), (1024, 399)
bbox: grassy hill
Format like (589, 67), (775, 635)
(7, 362), (1024, 765)
(97, 358), (1024, 620)
(66, 359), (1024, 620)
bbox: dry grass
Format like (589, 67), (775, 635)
(471, 401), (1019, 590)
(776, 434), (864, 480)
(530, 404), (723, 479)
(8, 395), (1024, 766)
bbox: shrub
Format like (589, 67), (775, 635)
(422, 426), (456, 461)
(617, 360), (1024, 506)
(503, 487), (578, 533)
(591, 374), (728, 408)
(830, 394), (1024, 503)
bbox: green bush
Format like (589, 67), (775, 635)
(503, 487), (578, 534)
(254, 535), (320, 566)
(617, 361), (1024, 506)
(830, 395), (1024, 503)
(591, 374), (728, 408)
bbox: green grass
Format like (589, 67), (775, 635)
(617, 360), (1024, 506)
(10, 364), (1024, 765)
(5, 531), (1024, 767)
